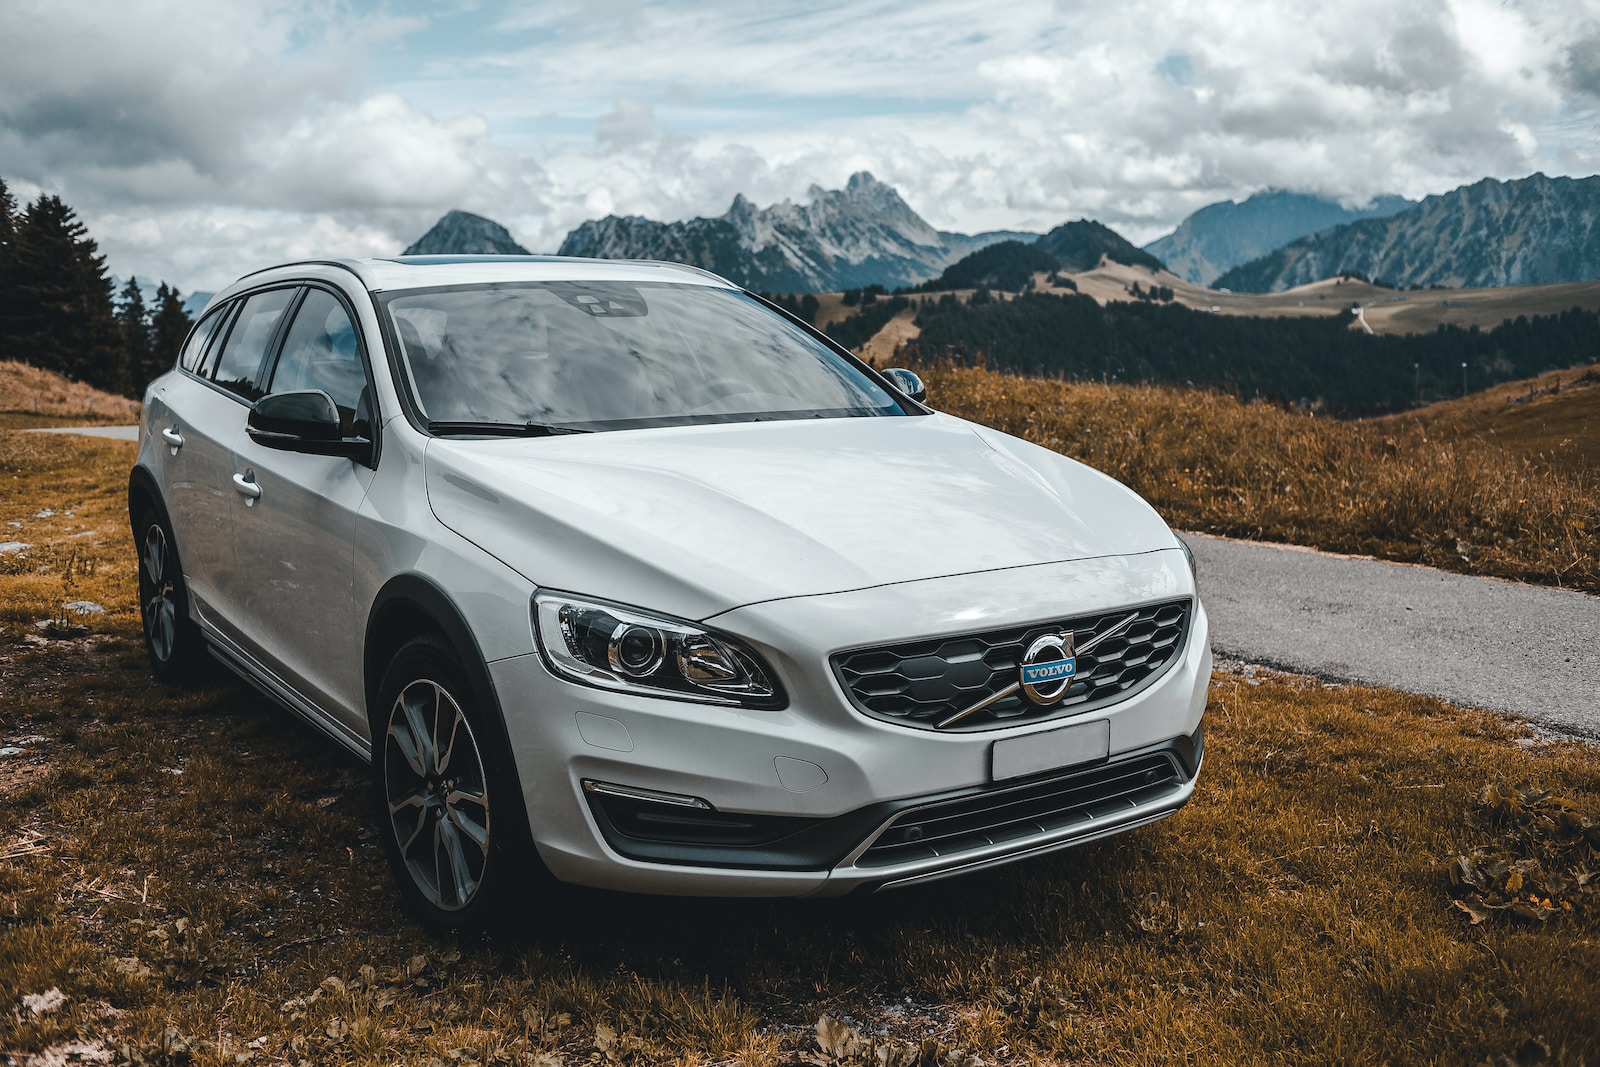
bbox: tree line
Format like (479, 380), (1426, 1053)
(900, 290), (1600, 416)
(0, 175), (193, 399)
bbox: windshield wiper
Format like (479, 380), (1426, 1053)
(427, 420), (593, 437)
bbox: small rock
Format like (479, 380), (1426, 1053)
(0, 747), (22, 757)
(31, 1040), (114, 1065)
(34, 508), (54, 518)
(0, 541), (29, 554)
(110, 956), (153, 979)
(22, 987), (68, 1015)
(64, 601), (106, 615)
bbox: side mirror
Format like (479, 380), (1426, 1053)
(248, 390), (372, 463)
(882, 367), (927, 404)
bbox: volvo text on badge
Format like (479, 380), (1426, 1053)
(1019, 632), (1077, 705)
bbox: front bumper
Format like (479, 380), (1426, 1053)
(488, 551), (1211, 896)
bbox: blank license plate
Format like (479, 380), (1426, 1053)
(991, 719), (1110, 781)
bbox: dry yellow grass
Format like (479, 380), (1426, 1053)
(925, 364), (1600, 595)
(0, 360), (140, 425)
(1371, 364), (1600, 474)
(3, 429), (1600, 1063)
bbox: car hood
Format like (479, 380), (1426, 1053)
(424, 413), (1177, 621)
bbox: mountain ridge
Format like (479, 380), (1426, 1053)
(1038, 220), (1163, 273)
(1215, 174), (1600, 292)
(1145, 190), (1414, 286)
(556, 172), (1035, 292)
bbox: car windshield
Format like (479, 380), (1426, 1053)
(380, 281), (908, 432)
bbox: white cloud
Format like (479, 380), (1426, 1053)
(594, 98), (657, 149)
(1, 0), (1596, 290)
(0, 0), (545, 289)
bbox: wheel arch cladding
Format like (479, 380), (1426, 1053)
(127, 465), (163, 533)
(363, 574), (535, 838)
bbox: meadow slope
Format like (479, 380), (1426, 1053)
(924, 364), (1600, 594)
(2, 429), (1599, 1065)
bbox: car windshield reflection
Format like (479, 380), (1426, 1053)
(382, 281), (908, 432)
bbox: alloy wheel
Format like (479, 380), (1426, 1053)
(140, 524), (179, 663)
(383, 679), (492, 911)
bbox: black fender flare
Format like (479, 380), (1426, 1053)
(127, 464), (167, 535)
(363, 574), (535, 839)
(127, 465), (188, 572)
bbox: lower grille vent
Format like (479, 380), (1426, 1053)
(856, 754), (1182, 868)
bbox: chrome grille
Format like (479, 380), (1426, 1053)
(856, 753), (1183, 867)
(831, 599), (1190, 731)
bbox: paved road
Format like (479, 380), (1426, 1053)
(27, 425), (140, 441)
(1185, 532), (1600, 737)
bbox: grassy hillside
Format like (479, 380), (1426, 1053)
(4, 429), (1600, 1064)
(1372, 364), (1600, 473)
(0, 360), (141, 426)
(925, 364), (1599, 594)
(903, 289), (1600, 415)
(1065, 262), (1600, 336)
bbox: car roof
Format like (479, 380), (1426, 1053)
(220, 255), (738, 300)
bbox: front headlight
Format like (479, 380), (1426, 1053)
(532, 591), (786, 709)
(1176, 535), (1197, 582)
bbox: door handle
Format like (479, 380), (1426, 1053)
(232, 471), (262, 505)
(161, 426), (184, 452)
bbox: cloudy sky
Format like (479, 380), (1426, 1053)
(2, 0), (1597, 294)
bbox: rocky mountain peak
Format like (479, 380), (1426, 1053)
(554, 175), (1028, 292)
(403, 210), (530, 256)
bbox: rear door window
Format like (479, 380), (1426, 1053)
(209, 288), (297, 402)
(194, 302), (239, 379)
(179, 306), (229, 373)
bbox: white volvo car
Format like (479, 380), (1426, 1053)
(131, 256), (1210, 930)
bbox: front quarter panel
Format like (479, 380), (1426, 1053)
(355, 422), (538, 675)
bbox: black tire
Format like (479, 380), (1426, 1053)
(133, 504), (205, 684)
(373, 634), (543, 934)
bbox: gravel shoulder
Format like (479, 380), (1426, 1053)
(1185, 532), (1600, 737)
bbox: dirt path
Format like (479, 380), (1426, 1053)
(858, 309), (920, 366)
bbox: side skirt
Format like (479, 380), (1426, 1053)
(205, 636), (373, 762)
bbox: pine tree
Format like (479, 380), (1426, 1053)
(114, 276), (150, 397)
(0, 177), (17, 364)
(146, 283), (192, 395)
(10, 194), (119, 389)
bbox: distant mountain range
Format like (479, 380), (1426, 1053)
(402, 171), (1600, 298)
(556, 172), (1035, 293)
(1144, 190), (1414, 286)
(1216, 174), (1600, 292)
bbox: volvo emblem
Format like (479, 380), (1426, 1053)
(1019, 632), (1077, 705)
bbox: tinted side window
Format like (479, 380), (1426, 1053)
(267, 289), (369, 435)
(178, 307), (227, 373)
(210, 288), (296, 402)
(195, 302), (239, 379)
